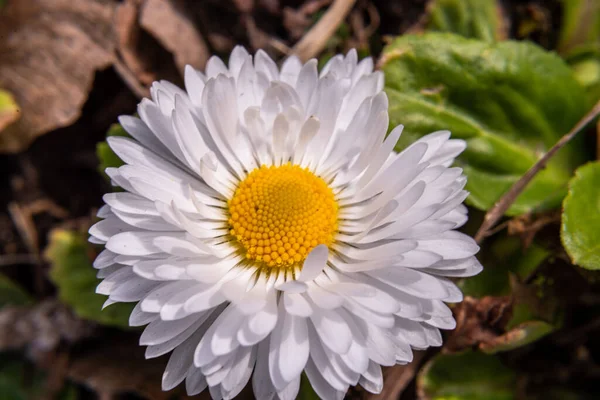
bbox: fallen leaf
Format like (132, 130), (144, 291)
(0, 0), (116, 153)
(114, 0), (209, 93)
(479, 320), (554, 354)
(139, 0), (209, 73)
(444, 296), (513, 353)
(114, 0), (156, 86)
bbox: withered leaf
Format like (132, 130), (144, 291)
(0, 0), (116, 153)
(444, 296), (513, 353)
(114, 0), (208, 95)
(139, 0), (209, 73)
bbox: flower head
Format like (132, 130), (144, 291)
(90, 47), (482, 400)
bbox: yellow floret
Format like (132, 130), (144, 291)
(227, 164), (338, 268)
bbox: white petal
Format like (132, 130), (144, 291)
(299, 245), (328, 282)
(141, 313), (202, 346)
(283, 293), (313, 317)
(277, 313), (309, 382)
(305, 358), (346, 400)
(359, 362), (383, 394)
(310, 309), (352, 355)
(162, 328), (203, 390)
(277, 377), (300, 400)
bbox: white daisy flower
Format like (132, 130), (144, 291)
(90, 47), (482, 400)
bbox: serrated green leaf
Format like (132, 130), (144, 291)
(0, 273), (32, 308)
(382, 33), (589, 215)
(0, 89), (20, 132)
(45, 229), (134, 328)
(481, 320), (554, 354)
(418, 350), (516, 400)
(96, 123), (128, 180)
(561, 162), (600, 270)
(426, 0), (503, 42)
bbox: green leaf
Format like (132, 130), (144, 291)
(569, 53), (600, 108)
(382, 33), (589, 215)
(561, 162), (600, 270)
(460, 237), (549, 297)
(418, 350), (516, 400)
(480, 320), (554, 354)
(297, 373), (320, 400)
(45, 229), (134, 328)
(426, 0), (504, 42)
(0, 274), (32, 308)
(0, 355), (45, 400)
(0, 89), (20, 132)
(557, 0), (600, 107)
(96, 123), (128, 180)
(0, 355), (79, 400)
(557, 0), (600, 57)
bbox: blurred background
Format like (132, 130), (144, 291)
(0, 0), (599, 399)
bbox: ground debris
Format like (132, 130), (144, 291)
(0, 0), (116, 153)
(66, 334), (211, 400)
(0, 299), (95, 358)
(444, 295), (513, 353)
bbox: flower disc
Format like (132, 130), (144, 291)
(228, 164), (338, 268)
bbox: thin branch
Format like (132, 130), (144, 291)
(0, 254), (38, 267)
(475, 100), (600, 243)
(291, 0), (357, 62)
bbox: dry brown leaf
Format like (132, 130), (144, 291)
(0, 0), (116, 153)
(115, 0), (156, 87)
(139, 0), (209, 74)
(114, 0), (209, 97)
(443, 296), (513, 353)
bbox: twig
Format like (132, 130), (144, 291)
(8, 202), (39, 257)
(27, 199), (69, 219)
(243, 15), (291, 55)
(291, 0), (357, 62)
(474, 100), (600, 243)
(0, 254), (38, 267)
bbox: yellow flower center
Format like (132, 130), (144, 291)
(227, 164), (338, 268)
